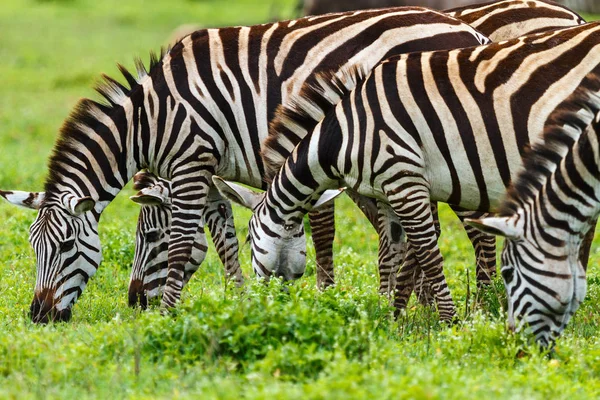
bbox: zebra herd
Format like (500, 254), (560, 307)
(0, 0), (596, 347)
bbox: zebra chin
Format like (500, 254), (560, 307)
(29, 289), (72, 324)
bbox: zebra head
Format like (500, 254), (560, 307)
(129, 171), (209, 308)
(212, 176), (343, 282)
(0, 190), (100, 323)
(467, 212), (586, 347)
(128, 171), (173, 308)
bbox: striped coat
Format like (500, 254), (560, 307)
(217, 22), (600, 321)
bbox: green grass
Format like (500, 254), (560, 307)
(0, 1), (599, 398)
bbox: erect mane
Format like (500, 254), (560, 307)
(500, 71), (600, 215)
(44, 49), (168, 196)
(261, 65), (369, 182)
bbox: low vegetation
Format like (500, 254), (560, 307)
(0, 1), (598, 398)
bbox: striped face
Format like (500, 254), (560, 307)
(129, 172), (208, 308)
(213, 177), (344, 281)
(212, 177), (305, 280)
(1, 190), (100, 323)
(249, 202), (308, 281)
(130, 189), (172, 308)
(468, 213), (586, 347)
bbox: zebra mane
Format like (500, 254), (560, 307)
(44, 49), (168, 195)
(501, 71), (600, 215)
(262, 65), (370, 182)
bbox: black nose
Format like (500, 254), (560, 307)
(30, 289), (72, 323)
(53, 308), (72, 322)
(274, 269), (304, 281)
(30, 289), (55, 324)
(128, 279), (148, 309)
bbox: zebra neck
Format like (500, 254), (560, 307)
(531, 122), (600, 250)
(44, 98), (144, 215)
(266, 165), (337, 220)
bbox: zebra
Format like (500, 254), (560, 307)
(213, 22), (600, 322)
(466, 111), (600, 347)
(126, 0), (585, 308)
(128, 171), (243, 308)
(0, 7), (490, 322)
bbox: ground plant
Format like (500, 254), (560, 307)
(0, 1), (598, 398)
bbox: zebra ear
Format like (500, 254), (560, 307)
(130, 192), (166, 206)
(314, 188), (345, 209)
(212, 176), (263, 210)
(67, 196), (96, 216)
(130, 186), (170, 206)
(465, 215), (523, 239)
(0, 190), (45, 210)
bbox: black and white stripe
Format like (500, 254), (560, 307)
(0, 7), (490, 320)
(218, 22), (600, 322)
(127, 0), (585, 307)
(128, 171), (242, 308)
(467, 106), (600, 347)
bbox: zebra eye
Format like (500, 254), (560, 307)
(225, 232), (235, 239)
(284, 223), (296, 231)
(501, 267), (515, 284)
(60, 238), (76, 252)
(145, 230), (162, 243)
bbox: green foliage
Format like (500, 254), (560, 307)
(0, 0), (598, 398)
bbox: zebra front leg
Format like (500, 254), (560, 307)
(203, 189), (244, 287)
(395, 203), (440, 309)
(308, 203), (336, 289)
(578, 217), (597, 272)
(161, 169), (212, 310)
(453, 208), (497, 286)
(388, 189), (456, 322)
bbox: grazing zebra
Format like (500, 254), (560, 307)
(213, 22), (600, 322)
(0, 8), (489, 322)
(128, 0), (585, 308)
(466, 114), (600, 347)
(128, 171), (243, 308)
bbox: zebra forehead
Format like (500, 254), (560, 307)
(31, 208), (74, 236)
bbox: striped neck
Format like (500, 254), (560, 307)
(521, 121), (600, 255)
(265, 131), (340, 220)
(42, 60), (165, 215)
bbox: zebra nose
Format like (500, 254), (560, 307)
(128, 279), (148, 309)
(53, 308), (72, 323)
(274, 269), (288, 280)
(508, 322), (516, 333)
(30, 288), (56, 324)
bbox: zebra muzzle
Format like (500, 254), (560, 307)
(128, 279), (148, 309)
(29, 288), (72, 323)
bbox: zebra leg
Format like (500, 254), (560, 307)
(578, 217), (597, 272)
(393, 244), (417, 313)
(203, 189), (244, 287)
(394, 203), (440, 309)
(161, 168), (212, 310)
(388, 189), (456, 321)
(308, 203), (336, 289)
(452, 208), (497, 286)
